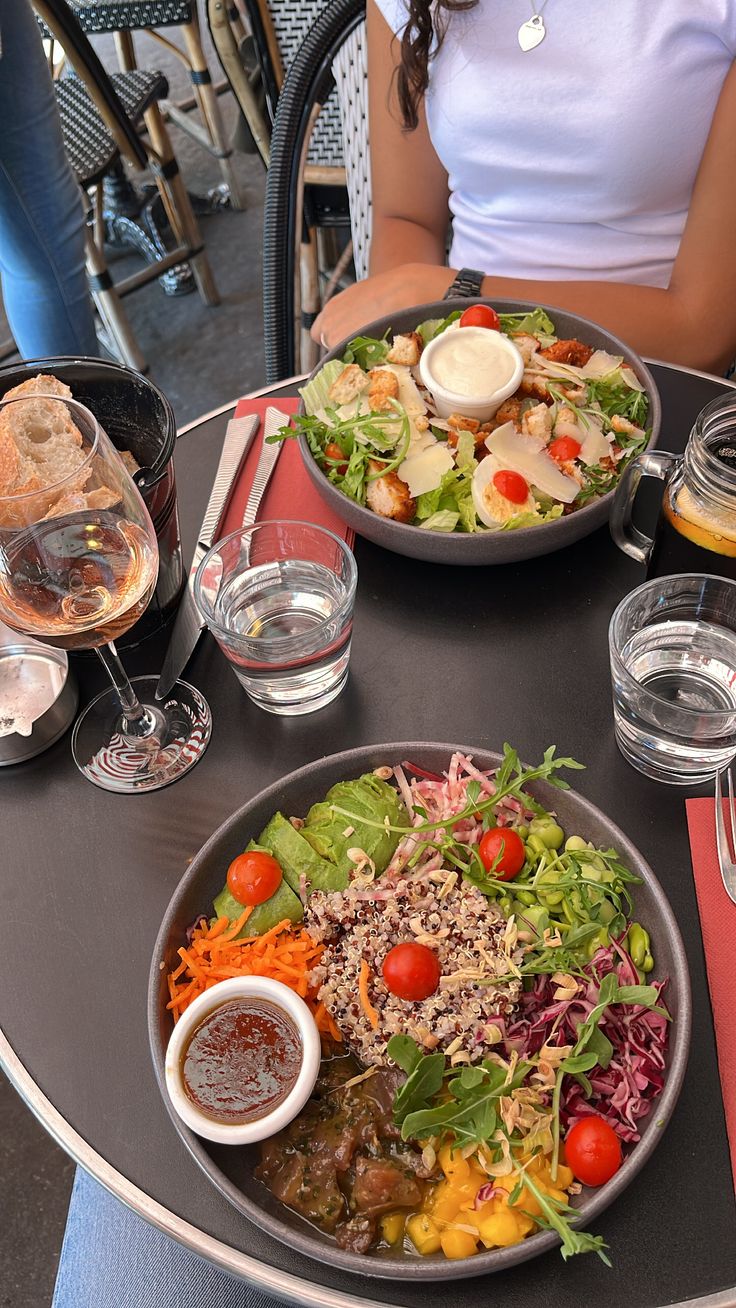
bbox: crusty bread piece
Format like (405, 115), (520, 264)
(0, 374), (90, 499)
(119, 448), (140, 476)
(43, 485), (120, 521)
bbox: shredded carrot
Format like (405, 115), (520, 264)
(165, 910), (341, 1043)
(358, 959), (380, 1031)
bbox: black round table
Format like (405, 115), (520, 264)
(3, 362), (736, 1308)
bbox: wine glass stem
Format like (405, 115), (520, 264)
(95, 642), (156, 738)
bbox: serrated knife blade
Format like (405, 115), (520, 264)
(155, 413), (259, 699)
(240, 406), (288, 528)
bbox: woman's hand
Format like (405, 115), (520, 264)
(312, 263), (456, 348)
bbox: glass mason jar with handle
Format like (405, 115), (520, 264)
(610, 392), (736, 579)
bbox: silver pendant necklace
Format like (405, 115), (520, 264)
(518, 0), (549, 51)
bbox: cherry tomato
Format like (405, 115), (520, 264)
(459, 304), (500, 331)
(548, 436), (582, 464)
(478, 827), (526, 880)
(324, 441), (348, 475)
(493, 469), (529, 504)
(382, 942), (441, 1001)
(565, 1117), (622, 1187)
(227, 851), (283, 906)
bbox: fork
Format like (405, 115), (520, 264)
(714, 765), (736, 906)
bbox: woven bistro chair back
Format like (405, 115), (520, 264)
(33, 0), (219, 373)
(262, 0), (370, 382)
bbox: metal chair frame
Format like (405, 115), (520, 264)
(35, 0), (219, 373)
(262, 0), (366, 382)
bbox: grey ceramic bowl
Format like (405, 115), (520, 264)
(297, 299), (662, 565)
(148, 743), (690, 1281)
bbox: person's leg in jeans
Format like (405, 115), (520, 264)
(53, 1169), (297, 1308)
(0, 0), (98, 357)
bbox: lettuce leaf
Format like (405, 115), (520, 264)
(299, 359), (346, 417)
(498, 307), (556, 341)
(416, 311), (462, 345)
(419, 509), (460, 531)
(500, 503), (565, 530)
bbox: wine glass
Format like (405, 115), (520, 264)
(0, 394), (211, 792)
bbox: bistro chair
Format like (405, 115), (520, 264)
(262, 0), (368, 381)
(45, 0), (247, 209)
(34, 0), (220, 374)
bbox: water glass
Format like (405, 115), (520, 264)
(609, 573), (736, 785)
(194, 521), (358, 716)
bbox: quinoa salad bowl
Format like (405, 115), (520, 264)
(288, 299), (662, 566)
(148, 742), (690, 1281)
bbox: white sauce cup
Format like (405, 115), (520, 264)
(419, 326), (525, 422)
(164, 975), (321, 1144)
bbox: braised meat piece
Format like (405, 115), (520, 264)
(335, 1214), (376, 1254)
(351, 1156), (423, 1217)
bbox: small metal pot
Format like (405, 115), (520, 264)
(0, 625), (78, 766)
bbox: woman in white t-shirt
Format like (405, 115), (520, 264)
(313, 1), (736, 370)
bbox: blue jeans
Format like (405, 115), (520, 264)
(53, 1169), (299, 1308)
(0, 0), (98, 357)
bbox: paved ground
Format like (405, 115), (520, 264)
(1, 23), (268, 1307)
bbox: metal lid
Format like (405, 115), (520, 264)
(0, 628), (78, 764)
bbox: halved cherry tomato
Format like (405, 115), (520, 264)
(478, 827), (526, 880)
(324, 441), (348, 475)
(459, 304), (500, 331)
(493, 469), (529, 504)
(227, 851), (283, 905)
(382, 942), (441, 1001)
(548, 436), (582, 464)
(565, 1117), (622, 1187)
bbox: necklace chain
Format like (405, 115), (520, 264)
(529, 0), (549, 17)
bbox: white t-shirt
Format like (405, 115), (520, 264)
(373, 0), (736, 286)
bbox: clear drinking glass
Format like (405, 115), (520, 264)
(194, 521), (357, 715)
(0, 395), (211, 792)
(609, 573), (736, 785)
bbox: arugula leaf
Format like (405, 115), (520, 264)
(519, 1171), (611, 1265)
(497, 307), (556, 339)
(388, 1035), (446, 1124)
(400, 1057), (531, 1146)
(342, 334), (389, 370)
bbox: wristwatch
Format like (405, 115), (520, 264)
(443, 268), (486, 300)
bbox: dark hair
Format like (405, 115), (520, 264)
(397, 0), (478, 130)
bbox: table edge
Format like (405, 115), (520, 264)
(2, 1030), (734, 1308)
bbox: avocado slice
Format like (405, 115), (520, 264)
(258, 811), (348, 895)
(212, 841), (304, 937)
(302, 773), (407, 878)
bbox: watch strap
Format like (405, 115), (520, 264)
(443, 268), (485, 300)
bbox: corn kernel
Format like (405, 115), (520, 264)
(380, 1212), (405, 1246)
(476, 1209), (523, 1248)
(406, 1213), (442, 1256)
(441, 1228), (479, 1260)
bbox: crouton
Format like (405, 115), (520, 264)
(367, 368), (400, 412)
(327, 363), (370, 406)
(386, 332), (422, 366)
(366, 459), (416, 522)
(540, 338), (594, 367)
(611, 414), (644, 436)
(522, 402), (553, 442)
(494, 397), (524, 427)
(447, 413), (480, 434)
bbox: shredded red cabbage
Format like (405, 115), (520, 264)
(503, 943), (669, 1144)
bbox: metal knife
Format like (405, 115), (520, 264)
(240, 406), (288, 528)
(155, 413), (259, 698)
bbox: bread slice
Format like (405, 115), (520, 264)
(0, 375), (91, 499)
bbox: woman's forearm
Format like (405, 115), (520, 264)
(369, 217), (448, 276)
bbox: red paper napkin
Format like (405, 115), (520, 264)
(685, 797), (736, 1190)
(220, 397), (354, 545)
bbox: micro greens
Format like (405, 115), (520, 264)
(518, 1169), (612, 1265)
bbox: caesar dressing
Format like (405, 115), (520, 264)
(428, 328), (518, 398)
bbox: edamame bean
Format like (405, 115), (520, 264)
(529, 817), (565, 850)
(626, 923), (650, 968)
(642, 952), (654, 973)
(526, 833), (548, 857)
(516, 824), (529, 841)
(585, 927), (610, 959)
(515, 889), (536, 907)
(499, 895), (514, 915)
(516, 903), (548, 932)
(564, 835), (589, 853)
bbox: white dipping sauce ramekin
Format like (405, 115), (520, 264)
(164, 975), (321, 1144)
(419, 326), (524, 422)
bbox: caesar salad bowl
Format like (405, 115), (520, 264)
(296, 299), (661, 566)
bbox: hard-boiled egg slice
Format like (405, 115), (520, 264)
(472, 454), (537, 528)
